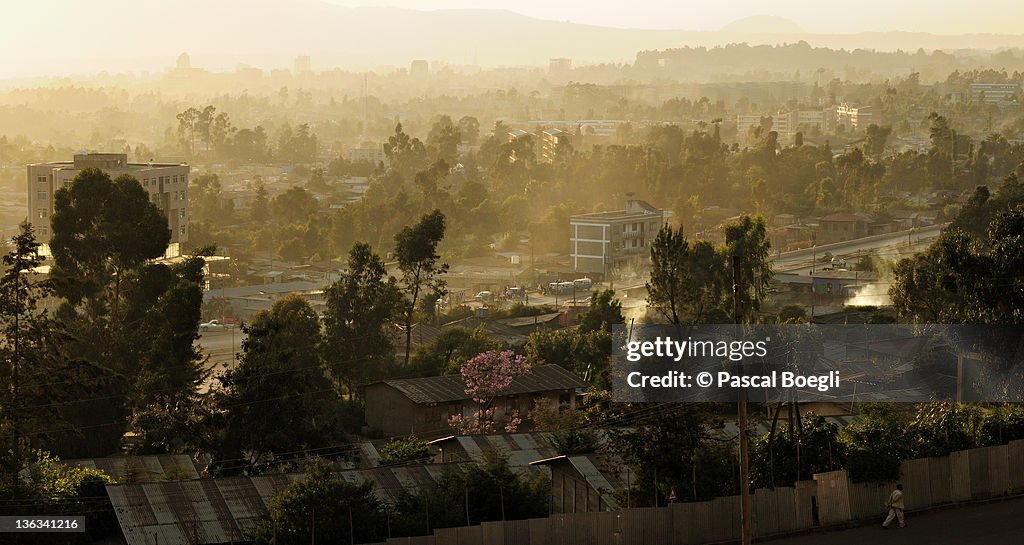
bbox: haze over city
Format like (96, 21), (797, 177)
(5, 0), (1024, 78)
(2, 2), (1024, 545)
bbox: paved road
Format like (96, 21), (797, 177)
(197, 328), (243, 392)
(765, 497), (1024, 545)
(772, 225), (945, 275)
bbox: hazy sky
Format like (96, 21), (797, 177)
(3, 0), (1024, 79)
(330, 0), (1024, 34)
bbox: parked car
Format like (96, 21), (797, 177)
(474, 291), (492, 302)
(200, 319), (227, 331)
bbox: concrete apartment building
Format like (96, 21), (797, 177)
(737, 109), (828, 146)
(969, 83), (1020, 103)
(540, 128), (572, 163)
(569, 199), (670, 277)
(346, 145), (389, 167)
(833, 103), (878, 132)
(27, 152), (189, 248)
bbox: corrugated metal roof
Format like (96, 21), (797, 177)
(376, 364), (588, 404)
(569, 456), (616, 497)
(108, 432), (640, 545)
(496, 312), (563, 328)
(432, 432), (561, 469)
(528, 452), (635, 508)
(109, 473), (301, 545)
(108, 462), (512, 545)
(63, 454), (207, 482)
(817, 213), (872, 222)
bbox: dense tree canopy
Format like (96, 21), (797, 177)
(323, 242), (403, 396)
(210, 295), (341, 474)
(49, 167), (170, 306)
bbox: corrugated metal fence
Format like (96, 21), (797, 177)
(362, 439), (1024, 545)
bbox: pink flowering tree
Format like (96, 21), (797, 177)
(449, 350), (532, 434)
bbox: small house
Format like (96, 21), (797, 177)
(364, 365), (588, 438)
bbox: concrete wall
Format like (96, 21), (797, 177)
(363, 439), (1024, 545)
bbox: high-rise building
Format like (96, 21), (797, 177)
(410, 60), (429, 77)
(27, 152), (190, 248)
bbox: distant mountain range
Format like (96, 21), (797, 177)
(4, 0), (1024, 78)
(720, 16), (806, 34)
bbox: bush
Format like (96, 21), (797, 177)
(840, 404), (913, 483)
(0, 451), (118, 543)
(751, 413), (845, 488)
(379, 436), (434, 466)
(256, 458), (386, 545)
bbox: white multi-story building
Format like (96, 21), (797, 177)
(27, 152), (190, 248)
(737, 109), (829, 146)
(569, 199), (670, 277)
(969, 83), (1020, 103)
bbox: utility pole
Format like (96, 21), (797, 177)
(951, 130), (955, 188)
(733, 255), (752, 545)
(810, 244), (816, 319)
(348, 506), (354, 545)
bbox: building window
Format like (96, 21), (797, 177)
(37, 192), (47, 200)
(37, 176), (47, 183)
(181, 174), (187, 184)
(172, 175), (178, 184)
(179, 208), (186, 219)
(37, 209), (47, 219)
(38, 227), (48, 236)
(179, 225), (186, 235)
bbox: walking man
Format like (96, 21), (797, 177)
(882, 484), (905, 529)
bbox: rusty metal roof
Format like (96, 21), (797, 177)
(107, 473), (299, 545)
(108, 463), (499, 545)
(107, 433), (632, 545)
(372, 364), (588, 405)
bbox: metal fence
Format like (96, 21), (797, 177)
(364, 439), (1024, 545)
